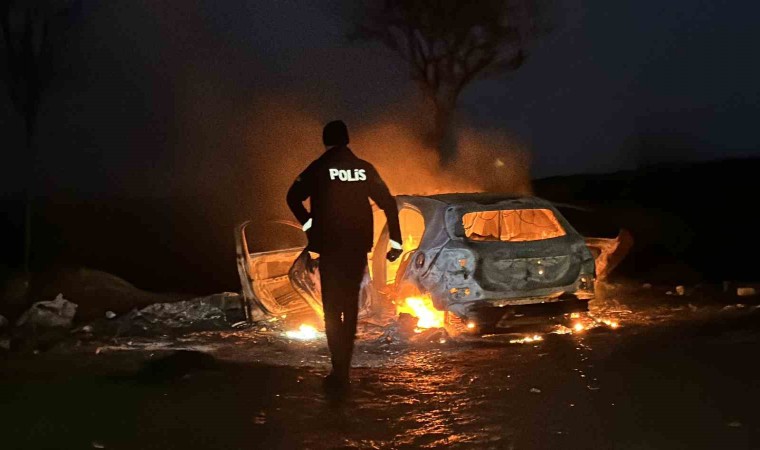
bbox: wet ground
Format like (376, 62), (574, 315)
(2, 282), (760, 449)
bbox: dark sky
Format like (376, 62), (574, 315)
(2, 0), (760, 198)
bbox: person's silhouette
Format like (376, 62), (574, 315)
(287, 120), (402, 389)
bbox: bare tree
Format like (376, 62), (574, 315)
(349, 0), (550, 162)
(0, 0), (80, 275)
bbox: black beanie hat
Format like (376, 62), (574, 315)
(323, 120), (349, 146)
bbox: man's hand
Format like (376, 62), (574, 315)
(306, 251), (320, 272)
(387, 239), (403, 262)
(386, 248), (402, 262)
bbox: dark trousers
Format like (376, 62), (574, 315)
(319, 248), (367, 377)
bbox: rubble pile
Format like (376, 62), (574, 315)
(111, 292), (246, 335)
(9, 294), (79, 352)
(16, 294), (77, 330)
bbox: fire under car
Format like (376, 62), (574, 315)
(236, 194), (632, 332)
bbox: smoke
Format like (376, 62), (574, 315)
(238, 93), (532, 251)
(454, 126), (533, 195)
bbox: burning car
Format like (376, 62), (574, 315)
(237, 194), (626, 331)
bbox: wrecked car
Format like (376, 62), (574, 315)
(237, 194), (629, 330)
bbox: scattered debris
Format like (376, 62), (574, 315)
(397, 313), (419, 335)
(722, 304), (746, 311)
(105, 311), (117, 319)
(642, 283), (652, 289)
(81, 325), (94, 333)
(727, 421), (742, 428)
(675, 285), (685, 296)
(11, 294), (78, 352)
(113, 293), (245, 335)
(92, 441), (105, 449)
(530, 388), (542, 394)
(737, 287), (757, 297)
(16, 294), (77, 329)
(411, 327), (449, 344)
(666, 291), (673, 296)
(376, 313), (451, 346)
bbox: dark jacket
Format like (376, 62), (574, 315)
(287, 146), (402, 253)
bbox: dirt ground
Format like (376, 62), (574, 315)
(2, 281), (759, 449)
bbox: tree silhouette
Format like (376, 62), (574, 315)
(0, 0), (80, 275)
(349, 0), (550, 162)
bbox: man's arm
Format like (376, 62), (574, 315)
(286, 165), (314, 230)
(367, 165), (402, 250)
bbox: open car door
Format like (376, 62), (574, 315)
(236, 221), (377, 321)
(235, 221), (312, 320)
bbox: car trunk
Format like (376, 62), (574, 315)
(472, 240), (580, 292)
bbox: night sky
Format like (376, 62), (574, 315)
(2, 0), (759, 197)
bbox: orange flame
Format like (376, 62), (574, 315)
(397, 295), (445, 329)
(284, 324), (319, 340)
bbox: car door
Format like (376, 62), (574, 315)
(236, 220), (377, 320)
(235, 221), (312, 320)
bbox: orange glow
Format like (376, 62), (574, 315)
(397, 295), (445, 329)
(510, 335), (544, 344)
(466, 321), (476, 330)
(284, 324), (319, 340)
(573, 323), (585, 332)
(463, 209), (566, 242)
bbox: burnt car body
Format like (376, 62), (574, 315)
(237, 194), (619, 329)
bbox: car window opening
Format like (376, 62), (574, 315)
(463, 209), (566, 242)
(386, 208), (425, 285)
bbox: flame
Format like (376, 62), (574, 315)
(397, 295), (445, 329)
(573, 323), (585, 332)
(404, 233), (416, 253)
(510, 335), (544, 344)
(284, 324), (319, 340)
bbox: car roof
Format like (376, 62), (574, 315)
(398, 193), (553, 208)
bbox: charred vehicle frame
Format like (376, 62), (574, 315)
(237, 194), (629, 331)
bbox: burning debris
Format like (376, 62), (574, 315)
(377, 311), (450, 346)
(395, 295), (445, 331)
(509, 335), (544, 344)
(549, 312), (622, 335)
(284, 324), (321, 341)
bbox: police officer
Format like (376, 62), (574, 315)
(287, 120), (402, 388)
